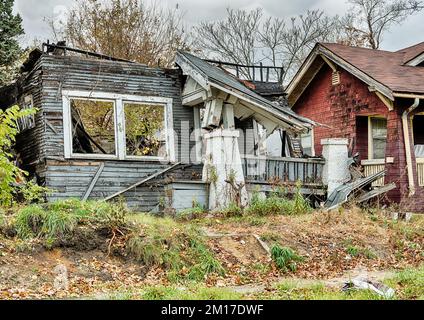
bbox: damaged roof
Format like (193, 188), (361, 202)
(176, 51), (316, 129)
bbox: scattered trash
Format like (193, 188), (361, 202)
(342, 276), (395, 299)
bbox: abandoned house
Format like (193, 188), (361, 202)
(287, 41), (424, 212)
(0, 43), (326, 212)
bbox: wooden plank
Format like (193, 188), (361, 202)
(82, 163), (105, 200)
(104, 163), (181, 201)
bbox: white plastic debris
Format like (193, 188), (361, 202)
(342, 276), (395, 299)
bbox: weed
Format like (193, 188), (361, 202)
(140, 284), (242, 300)
(176, 206), (206, 222)
(271, 245), (303, 272)
(19, 181), (52, 204)
(346, 245), (360, 257)
(245, 184), (312, 217)
(126, 215), (224, 282)
(216, 202), (243, 218)
(346, 244), (377, 259)
(260, 232), (281, 243)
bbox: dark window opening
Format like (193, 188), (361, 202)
(413, 115), (424, 158)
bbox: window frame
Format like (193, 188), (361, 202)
(63, 90), (175, 162)
(368, 116), (387, 160)
(300, 128), (315, 157)
(17, 95), (36, 132)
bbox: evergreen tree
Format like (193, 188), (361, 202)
(0, 0), (24, 85)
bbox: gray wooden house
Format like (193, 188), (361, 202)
(1, 43), (325, 212)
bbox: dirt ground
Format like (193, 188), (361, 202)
(0, 208), (423, 299)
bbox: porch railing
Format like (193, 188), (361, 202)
(417, 158), (424, 187)
(241, 155), (325, 185)
(361, 159), (385, 187)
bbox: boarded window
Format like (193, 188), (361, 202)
(370, 118), (387, 159)
(71, 99), (116, 155)
(124, 102), (166, 157)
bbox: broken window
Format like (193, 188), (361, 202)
(63, 92), (174, 161)
(370, 117), (387, 159)
(71, 98), (116, 155)
(124, 102), (166, 158)
(17, 95), (35, 131)
(301, 130), (314, 156)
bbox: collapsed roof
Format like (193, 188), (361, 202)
(176, 51), (316, 134)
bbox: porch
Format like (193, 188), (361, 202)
(360, 112), (424, 188)
(242, 155), (326, 195)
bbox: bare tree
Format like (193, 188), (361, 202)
(343, 0), (424, 49)
(194, 8), (340, 84)
(49, 0), (191, 67)
(195, 8), (263, 78)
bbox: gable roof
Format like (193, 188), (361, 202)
(176, 51), (316, 130)
(397, 41), (424, 65)
(287, 42), (424, 106)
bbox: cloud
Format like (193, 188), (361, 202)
(13, 0), (424, 50)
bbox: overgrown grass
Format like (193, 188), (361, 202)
(385, 265), (424, 300)
(267, 281), (387, 300)
(176, 206), (207, 221)
(245, 187), (312, 217)
(105, 284), (243, 300)
(126, 214), (225, 282)
(12, 199), (129, 247)
(104, 265), (424, 300)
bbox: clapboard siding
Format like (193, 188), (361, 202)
(12, 54), (202, 211)
(44, 159), (203, 211)
(39, 55), (195, 163)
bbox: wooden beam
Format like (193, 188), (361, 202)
(375, 91), (394, 111)
(82, 162), (105, 201)
(222, 104), (235, 129)
(104, 163), (181, 201)
(45, 120), (58, 134)
(202, 98), (223, 128)
(320, 54), (337, 72)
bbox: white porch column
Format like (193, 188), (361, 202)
(203, 129), (249, 211)
(321, 138), (350, 195)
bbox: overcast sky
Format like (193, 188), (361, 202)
(14, 0), (424, 51)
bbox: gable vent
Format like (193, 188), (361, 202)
(332, 71), (340, 85)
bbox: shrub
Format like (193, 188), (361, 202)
(19, 181), (52, 204)
(271, 245), (304, 272)
(0, 105), (37, 206)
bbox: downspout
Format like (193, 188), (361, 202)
(402, 98), (420, 197)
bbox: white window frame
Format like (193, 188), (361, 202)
(62, 90), (175, 162)
(368, 116), (387, 160)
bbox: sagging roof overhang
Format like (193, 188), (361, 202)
(175, 51), (317, 134)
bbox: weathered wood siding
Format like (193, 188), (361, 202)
(34, 54), (200, 211)
(7, 59), (45, 176)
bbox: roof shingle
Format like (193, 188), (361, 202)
(320, 43), (424, 94)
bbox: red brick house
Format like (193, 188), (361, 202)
(286, 42), (424, 212)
